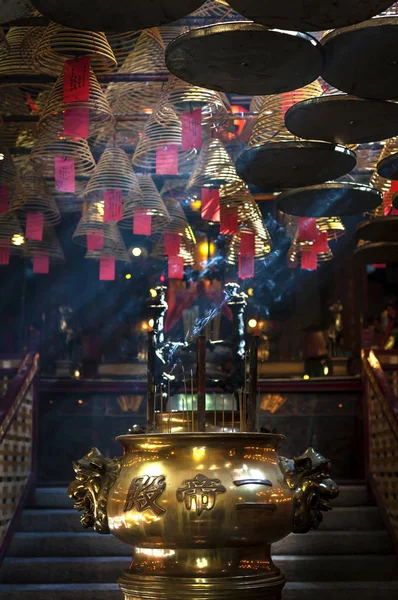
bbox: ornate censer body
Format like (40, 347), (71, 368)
(69, 433), (338, 600)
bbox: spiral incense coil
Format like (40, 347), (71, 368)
(83, 147), (142, 201)
(227, 222), (272, 265)
(281, 213), (346, 240)
(91, 122), (144, 151)
(30, 135), (96, 176)
(49, 179), (87, 213)
(287, 231), (333, 267)
(220, 181), (260, 224)
(248, 81), (324, 147)
(85, 224), (130, 263)
(32, 22), (117, 76)
(0, 122), (38, 150)
(39, 68), (115, 138)
(250, 96), (265, 114)
(0, 29), (9, 56)
(0, 148), (18, 191)
(123, 173), (171, 236)
(191, 0), (239, 19)
(0, 27), (42, 75)
(152, 236), (195, 265)
(24, 224), (65, 262)
(160, 75), (228, 128)
(9, 166), (61, 224)
(186, 136), (240, 196)
(151, 196), (196, 253)
(132, 102), (197, 171)
(107, 31), (141, 65)
(73, 201), (114, 245)
(355, 143), (382, 173)
(371, 137), (398, 215)
(0, 214), (25, 253)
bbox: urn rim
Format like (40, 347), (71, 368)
(116, 432), (286, 443)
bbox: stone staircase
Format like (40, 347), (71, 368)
(0, 485), (397, 599)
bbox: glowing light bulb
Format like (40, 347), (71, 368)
(12, 234), (24, 246)
(247, 288), (254, 296)
(74, 370), (81, 379)
(248, 318), (258, 328)
(125, 274), (132, 280)
(0, 153), (4, 161)
(148, 318), (154, 328)
(303, 374), (310, 380)
(323, 366), (329, 376)
(132, 247), (142, 257)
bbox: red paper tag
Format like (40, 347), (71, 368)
(133, 208), (152, 235)
(100, 257), (115, 281)
(238, 254), (254, 279)
(0, 185), (8, 214)
(313, 231), (329, 254)
(240, 232), (255, 256)
(26, 212), (44, 241)
(33, 254), (49, 274)
(63, 56), (90, 103)
(104, 189), (123, 222)
(301, 250), (318, 270)
(164, 232), (180, 255)
(87, 230), (104, 251)
(55, 156), (75, 193)
(298, 217), (318, 242)
(390, 181), (398, 194)
(0, 247), (10, 265)
(156, 145), (179, 175)
(181, 109), (202, 151)
(220, 210), (238, 235)
(26, 92), (38, 114)
(168, 255), (184, 279)
(64, 108), (89, 138)
(201, 188), (220, 222)
(371, 264), (387, 269)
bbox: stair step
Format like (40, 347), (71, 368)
(0, 582), (398, 600)
(18, 505), (384, 533)
(8, 531), (393, 558)
(1, 555), (397, 584)
(32, 485), (370, 510)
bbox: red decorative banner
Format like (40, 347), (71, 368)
(104, 189), (123, 222)
(33, 254), (49, 274)
(156, 144), (179, 175)
(168, 255), (184, 279)
(297, 217), (318, 242)
(63, 56), (90, 103)
(55, 156), (75, 193)
(181, 109), (202, 151)
(220, 209), (238, 235)
(201, 188), (220, 222)
(64, 108), (89, 138)
(301, 250), (318, 271)
(164, 232), (180, 256)
(313, 231), (329, 254)
(100, 257), (115, 281)
(0, 247), (10, 265)
(371, 264), (387, 269)
(26, 211), (44, 241)
(133, 208), (152, 235)
(238, 254), (254, 279)
(87, 230), (104, 251)
(240, 231), (255, 256)
(0, 185), (8, 214)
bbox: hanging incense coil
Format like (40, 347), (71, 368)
(0, 214), (25, 253)
(32, 22), (117, 76)
(0, 29), (9, 55)
(107, 31), (141, 65)
(0, 122), (38, 151)
(0, 27), (42, 75)
(85, 226), (130, 263)
(133, 102), (197, 171)
(227, 221), (272, 265)
(105, 29), (168, 116)
(191, 0), (236, 18)
(39, 67), (115, 138)
(24, 224), (65, 262)
(152, 236), (195, 265)
(371, 137), (398, 216)
(281, 213), (346, 240)
(30, 135), (96, 176)
(127, 174), (171, 236)
(160, 75), (228, 128)
(83, 147), (142, 201)
(0, 148), (19, 191)
(248, 81), (324, 147)
(151, 197), (196, 260)
(9, 166), (61, 224)
(219, 180), (259, 224)
(288, 232), (334, 268)
(73, 202), (116, 245)
(91, 121), (144, 152)
(186, 136), (240, 197)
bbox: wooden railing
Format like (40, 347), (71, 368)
(0, 353), (39, 564)
(362, 349), (398, 554)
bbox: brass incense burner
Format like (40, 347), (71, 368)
(69, 434), (338, 600)
(68, 287), (339, 600)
